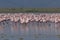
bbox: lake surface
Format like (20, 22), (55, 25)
(0, 0), (60, 8)
(0, 20), (60, 40)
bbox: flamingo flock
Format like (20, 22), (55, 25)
(0, 13), (60, 23)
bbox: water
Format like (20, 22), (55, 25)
(0, 0), (60, 8)
(0, 20), (60, 40)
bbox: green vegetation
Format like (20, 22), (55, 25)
(0, 8), (60, 13)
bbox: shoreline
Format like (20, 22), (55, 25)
(0, 8), (60, 13)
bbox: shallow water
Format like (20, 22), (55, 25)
(0, 20), (60, 40)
